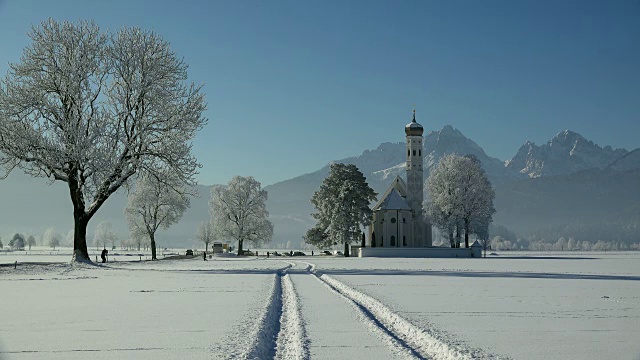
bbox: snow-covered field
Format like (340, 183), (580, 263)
(1, 251), (639, 359)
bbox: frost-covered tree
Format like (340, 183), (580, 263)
(210, 176), (273, 255)
(425, 156), (462, 247)
(555, 237), (568, 251)
(26, 235), (36, 250)
(196, 221), (216, 253)
(43, 227), (61, 250)
(426, 154), (495, 248)
(0, 20), (206, 262)
(65, 229), (74, 247)
(0, 237), (3, 249)
(9, 233), (25, 250)
(304, 163), (377, 257)
(125, 173), (190, 260)
(93, 221), (117, 250)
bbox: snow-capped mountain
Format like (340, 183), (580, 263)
(506, 130), (628, 177)
(264, 126), (639, 246)
(363, 125), (511, 184)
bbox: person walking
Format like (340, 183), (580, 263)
(101, 248), (108, 263)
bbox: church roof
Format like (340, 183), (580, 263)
(373, 188), (412, 211)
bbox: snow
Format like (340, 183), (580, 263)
(1, 252), (639, 359)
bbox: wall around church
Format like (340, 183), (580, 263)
(359, 247), (480, 258)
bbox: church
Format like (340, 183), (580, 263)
(367, 110), (433, 248)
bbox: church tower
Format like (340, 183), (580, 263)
(404, 109), (431, 247)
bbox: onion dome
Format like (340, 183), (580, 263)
(405, 109), (424, 136)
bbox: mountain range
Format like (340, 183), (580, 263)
(1, 126), (638, 248)
(264, 126), (639, 246)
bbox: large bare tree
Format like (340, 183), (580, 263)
(426, 154), (495, 248)
(0, 20), (206, 262)
(210, 176), (273, 255)
(125, 173), (190, 260)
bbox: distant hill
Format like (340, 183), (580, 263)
(607, 148), (640, 172)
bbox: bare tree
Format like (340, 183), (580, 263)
(196, 221), (216, 253)
(26, 235), (37, 250)
(125, 173), (190, 260)
(0, 20), (206, 262)
(65, 229), (74, 247)
(210, 176), (273, 255)
(426, 154), (495, 248)
(93, 221), (116, 251)
(43, 227), (61, 250)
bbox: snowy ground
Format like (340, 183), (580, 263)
(1, 252), (639, 359)
(0, 246), (176, 264)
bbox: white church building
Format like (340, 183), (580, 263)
(360, 110), (481, 258)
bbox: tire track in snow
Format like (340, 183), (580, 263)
(236, 262), (310, 360)
(303, 261), (505, 360)
(235, 264), (290, 360)
(274, 272), (310, 360)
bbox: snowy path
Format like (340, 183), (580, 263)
(289, 272), (403, 359)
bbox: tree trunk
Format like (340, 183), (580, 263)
(455, 226), (461, 248)
(449, 230), (455, 248)
(206, 242), (209, 253)
(68, 169), (92, 262)
(150, 232), (157, 260)
(464, 219), (470, 248)
(238, 239), (244, 255)
(344, 241), (350, 257)
(361, 232), (366, 248)
(72, 212), (90, 262)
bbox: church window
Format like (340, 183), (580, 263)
(390, 217), (396, 224)
(390, 236), (396, 246)
(381, 236), (384, 247)
(407, 149), (410, 157)
(403, 236), (407, 246)
(419, 149), (421, 156)
(412, 150), (416, 156)
(402, 218), (406, 223)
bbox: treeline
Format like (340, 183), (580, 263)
(487, 221), (640, 251)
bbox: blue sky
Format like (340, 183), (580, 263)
(0, 0), (638, 186)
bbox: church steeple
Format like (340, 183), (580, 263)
(405, 107), (424, 136)
(405, 107), (426, 247)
